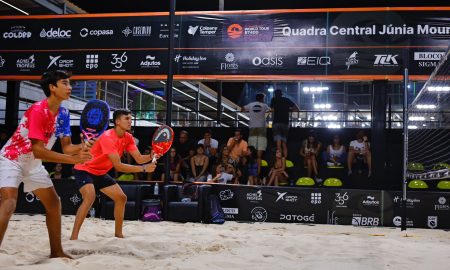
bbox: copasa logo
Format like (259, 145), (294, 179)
(40, 28), (71, 39)
(80, 28), (113, 38)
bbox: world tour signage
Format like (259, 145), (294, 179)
(0, 7), (449, 80)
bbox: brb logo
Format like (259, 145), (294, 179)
(374, 54), (399, 66)
(352, 214), (380, 226)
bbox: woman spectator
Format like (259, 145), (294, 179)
(246, 146), (259, 185)
(207, 164), (234, 184)
(161, 147), (182, 182)
(189, 144), (209, 182)
(325, 134), (346, 167)
(49, 163), (63, 180)
(300, 130), (322, 179)
(267, 149), (288, 186)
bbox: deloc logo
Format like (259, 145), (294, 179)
(40, 28), (72, 39)
(246, 190), (263, 202)
(392, 216), (414, 227)
(3, 26), (31, 39)
(219, 189), (234, 200)
(111, 52), (128, 70)
(297, 56), (331, 66)
(251, 207), (267, 222)
(334, 192), (349, 207)
(227, 23), (243, 39)
(220, 53), (239, 71)
(352, 214), (380, 226)
(69, 194), (82, 205)
(311, 193), (322, 205)
(158, 23), (180, 39)
(327, 210), (339, 225)
(427, 216), (438, 229)
(374, 54), (399, 66)
(252, 55), (283, 67)
(362, 195), (380, 207)
(140, 55), (161, 69)
(188, 25), (218, 36)
(280, 214), (315, 223)
(345, 51), (358, 70)
(434, 196), (449, 211)
(222, 207), (238, 219)
(86, 54), (99, 69)
(47, 55), (74, 69)
(275, 192), (298, 203)
(122, 26), (151, 37)
(0, 56), (5, 67)
(80, 28), (113, 38)
(414, 52), (445, 68)
(16, 55), (35, 70)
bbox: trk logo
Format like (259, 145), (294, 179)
(219, 189), (234, 200)
(111, 52), (128, 68)
(427, 216), (438, 229)
(374, 54), (398, 66)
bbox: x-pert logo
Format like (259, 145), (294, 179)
(111, 52), (128, 69)
(427, 216), (438, 229)
(188, 25), (199, 35)
(219, 189), (234, 200)
(0, 56), (5, 67)
(335, 192), (349, 207)
(345, 51), (358, 70)
(311, 193), (322, 205)
(374, 54), (399, 66)
(251, 207), (267, 222)
(86, 54), (99, 69)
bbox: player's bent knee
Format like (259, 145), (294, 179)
(1, 198), (17, 216)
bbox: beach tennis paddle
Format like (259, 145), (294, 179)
(80, 99), (110, 141)
(151, 125), (174, 162)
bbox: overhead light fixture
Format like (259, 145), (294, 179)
(409, 116), (426, 121)
(313, 103), (331, 109)
(408, 125), (418, 129)
(327, 124), (341, 129)
(416, 104), (436, 109)
(428, 86), (450, 92)
(267, 87), (274, 92)
(303, 86), (329, 93)
(0, 0), (29, 15)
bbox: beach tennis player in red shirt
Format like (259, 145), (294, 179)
(70, 108), (157, 240)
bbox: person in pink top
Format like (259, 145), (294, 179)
(0, 70), (92, 258)
(70, 109), (157, 240)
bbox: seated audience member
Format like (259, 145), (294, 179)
(197, 129), (218, 162)
(267, 149), (288, 186)
(174, 130), (195, 179)
(347, 130), (372, 177)
(161, 147), (182, 182)
(188, 144), (209, 182)
(226, 128), (248, 165)
(246, 146), (259, 185)
(325, 134), (346, 167)
(207, 164), (234, 184)
(49, 163), (64, 180)
(217, 145), (232, 167)
(237, 154), (249, 185)
(299, 130), (322, 180)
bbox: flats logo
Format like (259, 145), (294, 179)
(0, 56), (5, 67)
(345, 51), (358, 70)
(16, 55), (35, 70)
(47, 55), (74, 69)
(111, 52), (128, 70)
(362, 195), (380, 207)
(3, 26), (31, 39)
(427, 216), (438, 229)
(122, 26), (151, 37)
(335, 192), (349, 207)
(297, 56), (331, 66)
(188, 25), (199, 35)
(220, 53), (239, 70)
(86, 54), (99, 69)
(374, 54), (399, 66)
(247, 190), (263, 201)
(311, 193), (322, 205)
(275, 192), (298, 203)
(280, 214), (315, 223)
(434, 196), (449, 211)
(40, 28), (71, 39)
(352, 214), (380, 226)
(140, 55), (161, 68)
(251, 207), (267, 222)
(219, 189), (234, 201)
(252, 55), (283, 67)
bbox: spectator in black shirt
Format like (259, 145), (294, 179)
(174, 130), (195, 179)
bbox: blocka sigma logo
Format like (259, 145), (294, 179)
(427, 216), (438, 229)
(40, 28), (71, 39)
(219, 189), (234, 200)
(352, 214), (380, 226)
(251, 207), (267, 222)
(345, 51), (358, 70)
(280, 214), (315, 223)
(3, 26), (32, 39)
(414, 52), (445, 68)
(252, 55), (283, 67)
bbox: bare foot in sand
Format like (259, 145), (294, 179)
(50, 252), (73, 259)
(115, 233), (124, 238)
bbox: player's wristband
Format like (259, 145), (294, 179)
(142, 165), (146, 173)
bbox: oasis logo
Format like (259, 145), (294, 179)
(297, 56), (331, 66)
(220, 53), (239, 70)
(434, 196), (449, 211)
(345, 51), (358, 70)
(47, 55), (74, 69)
(86, 54), (99, 69)
(80, 28), (113, 38)
(219, 189), (234, 200)
(40, 28), (71, 39)
(427, 216), (438, 229)
(280, 214), (315, 223)
(3, 26), (31, 39)
(362, 195), (380, 207)
(352, 214), (380, 226)
(374, 54), (399, 66)
(16, 55), (35, 70)
(252, 55), (283, 67)
(251, 207), (267, 222)
(334, 192), (349, 207)
(247, 190), (262, 201)
(140, 55), (161, 68)
(275, 192), (298, 203)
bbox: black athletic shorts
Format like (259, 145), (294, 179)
(73, 169), (117, 190)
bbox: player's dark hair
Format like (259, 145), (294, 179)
(40, 70), (71, 97)
(113, 108), (132, 126)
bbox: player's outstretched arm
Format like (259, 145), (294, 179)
(127, 149), (154, 164)
(31, 139), (92, 164)
(108, 152), (156, 173)
(59, 135), (97, 155)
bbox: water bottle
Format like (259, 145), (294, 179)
(154, 182), (159, 195)
(89, 207), (96, 218)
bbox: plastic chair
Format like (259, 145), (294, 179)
(323, 178), (343, 187)
(437, 180), (450, 190)
(433, 163), (450, 170)
(261, 159), (268, 167)
(408, 180), (429, 189)
(295, 177), (315, 186)
(285, 160), (294, 168)
(408, 163), (425, 171)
